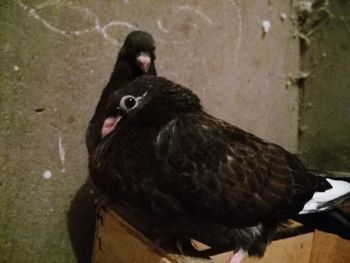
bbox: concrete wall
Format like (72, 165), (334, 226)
(0, 1), (299, 262)
(299, 0), (350, 172)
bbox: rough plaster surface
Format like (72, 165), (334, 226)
(299, 0), (350, 172)
(0, 1), (299, 262)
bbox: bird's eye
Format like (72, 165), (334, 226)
(120, 95), (138, 111)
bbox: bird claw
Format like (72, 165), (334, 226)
(226, 250), (245, 263)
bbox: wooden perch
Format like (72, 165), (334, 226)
(92, 204), (212, 263)
(92, 204), (349, 263)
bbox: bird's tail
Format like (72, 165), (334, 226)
(294, 174), (350, 239)
(300, 176), (350, 214)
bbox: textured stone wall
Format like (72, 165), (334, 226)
(0, 1), (299, 262)
(299, 0), (350, 172)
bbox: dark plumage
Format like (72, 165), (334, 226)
(89, 76), (350, 261)
(86, 31), (157, 154)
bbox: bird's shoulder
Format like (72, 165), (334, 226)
(156, 111), (273, 160)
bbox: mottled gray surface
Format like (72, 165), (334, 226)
(0, 1), (298, 262)
(299, 0), (350, 171)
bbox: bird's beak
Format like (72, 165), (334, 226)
(101, 116), (122, 138)
(136, 52), (151, 73)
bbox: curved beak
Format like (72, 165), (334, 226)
(136, 52), (151, 73)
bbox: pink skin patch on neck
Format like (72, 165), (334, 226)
(101, 116), (122, 138)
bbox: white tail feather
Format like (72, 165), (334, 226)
(299, 179), (350, 214)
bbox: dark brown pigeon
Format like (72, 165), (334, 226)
(86, 31), (157, 154)
(89, 76), (350, 262)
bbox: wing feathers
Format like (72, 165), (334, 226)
(155, 113), (304, 227)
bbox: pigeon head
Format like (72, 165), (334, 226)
(101, 76), (201, 138)
(119, 31), (156, 74)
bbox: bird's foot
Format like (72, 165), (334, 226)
(226, 250), (245, 263)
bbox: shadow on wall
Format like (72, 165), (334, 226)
(67, 177), (99, 263)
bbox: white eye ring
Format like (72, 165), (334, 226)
(119, 92), (148, 112)
(120, 95), (138, 111)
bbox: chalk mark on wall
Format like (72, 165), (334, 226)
(177, 5), (213, 25)
(155, 4), (214, 43)
(17, 0), (70, 36)
(58, 133), (65, 173)
(16, 0), (243, 63)
(16, 0), (138, 46)
(100, 21), (137, 46)
(156, 19), (170, 34)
